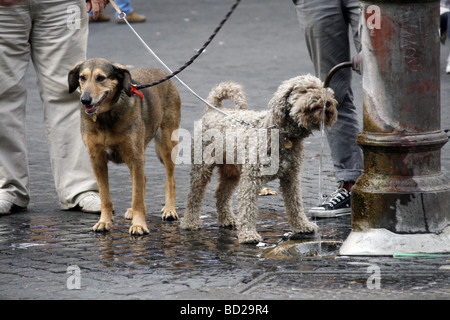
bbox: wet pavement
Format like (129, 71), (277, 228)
(1, 0), (450, 303)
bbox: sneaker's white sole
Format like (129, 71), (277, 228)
(307, 207), (351, 218)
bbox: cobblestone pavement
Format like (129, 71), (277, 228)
(1, 0), (450, 303)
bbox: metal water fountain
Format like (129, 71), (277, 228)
(323, 0), (450, 255)
(265, 0), (449, 258)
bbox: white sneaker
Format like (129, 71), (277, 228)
(446, 63), (450, 74)
(77, 192), (101, 213)
(0, 200), (13, 214)
(0, 200), (25, 215)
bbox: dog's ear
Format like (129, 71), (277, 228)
(268, 78), (297, 125)
(68, 61), (84, 93)
(112, 63), (132, 97)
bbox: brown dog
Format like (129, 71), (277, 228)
(68, 58), (181, 235)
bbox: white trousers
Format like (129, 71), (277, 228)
(0, 0), (98, 209)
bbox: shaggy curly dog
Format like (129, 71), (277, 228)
(180, 75), (338, 243)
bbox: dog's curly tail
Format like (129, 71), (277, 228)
(206, 81), (248, 111)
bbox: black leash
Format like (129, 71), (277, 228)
(118, 0), (254, 127)
(134, 0), (242, 90)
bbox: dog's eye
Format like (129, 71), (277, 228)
(79, 75), (86, 82)
(96, 75), (106, 82)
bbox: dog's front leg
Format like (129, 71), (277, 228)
(279, 174), (318, 234)
(91, 156), (114, 232)
(127, 157), (149, 235)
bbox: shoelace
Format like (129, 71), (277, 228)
(322, 188), (350, 207)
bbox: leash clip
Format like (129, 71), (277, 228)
(130, 85), (144, 99)
(110, 0), (127, 20)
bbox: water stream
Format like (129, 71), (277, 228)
(318, 88), (328, 206)
(315, 88), (330, 257)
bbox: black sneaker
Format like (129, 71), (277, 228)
(309, 182), (351, 218)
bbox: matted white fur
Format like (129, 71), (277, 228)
(180, 75), (338, 244)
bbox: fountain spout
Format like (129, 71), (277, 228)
(323, 52), (362, 88)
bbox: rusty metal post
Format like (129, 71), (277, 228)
(340, 0), (450, 255)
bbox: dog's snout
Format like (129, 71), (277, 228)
(81, 94), (92, 106)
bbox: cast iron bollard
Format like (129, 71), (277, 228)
(340, 0), (450, 255)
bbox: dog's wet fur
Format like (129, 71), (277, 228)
(180, 75), (338, 243)
(69, 58), (181, 235)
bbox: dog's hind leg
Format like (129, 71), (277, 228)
(155, 127), (179, 221)
(236, 167), (263, 244)
(180, 164), (213, 230)
(279, 174), (318, 234)
(215, 165), (239, 228)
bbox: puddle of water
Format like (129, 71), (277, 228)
(0, 208), (351, 275)
(11, 242), (47, 249)
(260, 240), (342, 259)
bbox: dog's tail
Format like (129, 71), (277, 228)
(205, 81), (248, 111)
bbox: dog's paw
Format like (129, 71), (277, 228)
(291, 220), (319, 235)
(219, 215), (237, 229)
(238, 230), (263, 244)
(124, 208), (133, 220)
(92, 220), (112, 232)
(129, 224), (150, 236)
(161, 206), (179, 221)
(179, 217), (202, 230)
(301, 220), (319, 233)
